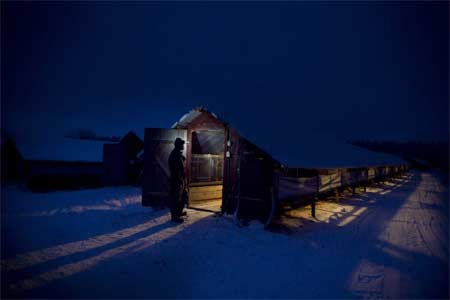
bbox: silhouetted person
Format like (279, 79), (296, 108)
(168, 138), (187, 223)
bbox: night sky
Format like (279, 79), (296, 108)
(2, 1), (449, 147)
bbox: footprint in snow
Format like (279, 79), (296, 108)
(350, 259), (385, 299)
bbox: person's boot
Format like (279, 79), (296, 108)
(171, 217), (184, 223)
(181, 211), (187, 216)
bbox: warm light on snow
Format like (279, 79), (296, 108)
(337, 207), (368, 227)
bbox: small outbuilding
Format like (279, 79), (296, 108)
(142, 107), (280, 221)
(103, 131), (144, 186)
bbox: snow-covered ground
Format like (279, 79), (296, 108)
(1, 171), (448, 298)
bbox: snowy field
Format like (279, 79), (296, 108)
(1, 171), (448, 298)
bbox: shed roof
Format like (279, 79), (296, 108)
(14, 135), (105, 163)
(263, 136), (406, 169)
(171, 107), (406, 169)
(171, 107), (220, 129)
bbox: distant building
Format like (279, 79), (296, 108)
(3, 130), (143, 191)
(103, 131), (144, 186)
(1, 133), (23, 183)
(11, 135), (106, 191)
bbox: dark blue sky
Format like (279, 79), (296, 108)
(2, 1), (449, 144)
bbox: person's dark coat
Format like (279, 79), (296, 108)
(168, 146), (186, 220)
(168, 148), (186, 186)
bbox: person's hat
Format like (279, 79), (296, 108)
(174, 138), (185, 147)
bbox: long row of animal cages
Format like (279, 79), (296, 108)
(277, 164), (408, 203)
(367, 164), (408, 181)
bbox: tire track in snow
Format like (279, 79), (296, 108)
(413, 176), (449, 261)
(347, 196), (388, 298)
(348, 174), (416, 299)
(424, 177), (449, 253)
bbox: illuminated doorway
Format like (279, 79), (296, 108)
(188, 129), (224, 212)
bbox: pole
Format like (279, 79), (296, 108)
(312, 194), (317, 218)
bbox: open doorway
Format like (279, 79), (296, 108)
(188, 129), (224, 212)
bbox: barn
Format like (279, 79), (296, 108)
(142, 107), (409, 225)
(6, 131), (143, 191)
(12, 136), (106, 191)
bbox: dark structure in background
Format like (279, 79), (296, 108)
(1, 132), (23, 183)
(11, 138), (106, 192)
(142, 108), (409, 226)
(2, 131), (143, 191)
(103, 131), (144, 186)
(23, 161), (104, 192)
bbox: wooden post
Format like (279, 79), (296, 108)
(335, 189), (339, 202)
(352, 185), (356, 195)
(264, 186), (277, 229)
(312, 194), (316, 218)
(235, 143), (242, 222)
